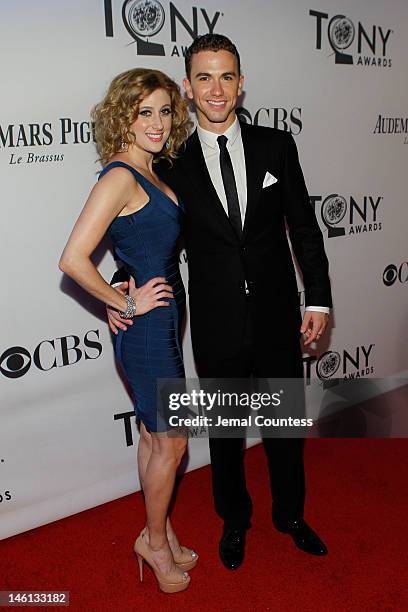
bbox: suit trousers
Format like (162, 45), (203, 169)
(197, 296), (305, 531)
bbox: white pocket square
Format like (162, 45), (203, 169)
(262, 171), (278, 188)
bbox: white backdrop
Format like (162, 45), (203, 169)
(1, 0), (407, 539)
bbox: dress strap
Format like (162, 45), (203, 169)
(98, 161), (155, 194)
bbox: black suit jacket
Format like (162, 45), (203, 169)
(113, 122), (332, 368)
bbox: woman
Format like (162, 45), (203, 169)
(59, 68), (196, 593)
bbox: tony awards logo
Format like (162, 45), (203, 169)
(327, 15), (355, 65)
(122, 0), (166, 55)
(303, 344), (375, 384)
(317, 351), (341, 379)
(319, 194), (347, 236)
(310, 194), (383, 238)
(104, 0), (223, 57)
(309, 9), (393, 67)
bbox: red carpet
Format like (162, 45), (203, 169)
(1, 439), (407, 611)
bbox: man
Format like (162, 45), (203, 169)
(109, 34), (332, 569)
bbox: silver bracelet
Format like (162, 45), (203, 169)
(119, 295), (137, 318)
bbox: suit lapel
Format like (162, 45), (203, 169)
(181, 131), (240, 241)
(178, 125), (267, 241)
(241, 122), (267, 237)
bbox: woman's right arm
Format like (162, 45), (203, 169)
(59, 169), (173, 316)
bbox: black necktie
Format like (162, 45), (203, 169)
(217, 135), (242, 238)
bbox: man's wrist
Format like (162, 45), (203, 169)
(305, 306), (330, 314)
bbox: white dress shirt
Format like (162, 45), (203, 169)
(197, 116), (247, 224)
(196, 116), (329, 315)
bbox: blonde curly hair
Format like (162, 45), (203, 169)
(92, 68), (192, 166)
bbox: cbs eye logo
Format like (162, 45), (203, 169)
(383, 262), (408, 286)
(0, 346), (32, 379)
(0, 331), (102, 379)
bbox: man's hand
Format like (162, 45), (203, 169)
(300, 311), (329, 346)
(107, 281), (133, 334)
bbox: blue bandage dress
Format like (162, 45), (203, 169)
(99, 161), (185, 431)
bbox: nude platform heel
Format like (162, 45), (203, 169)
(134, 531), (190, 593)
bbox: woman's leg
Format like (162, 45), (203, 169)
(141, 429), (187, 574)
(137, 422), (152, 490)
(137, 423), (185, 557)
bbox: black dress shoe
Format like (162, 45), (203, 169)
(219, 528), (246, 570)
(274, 518), (328, 556)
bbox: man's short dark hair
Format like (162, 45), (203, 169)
(184, 34), (241, 79)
